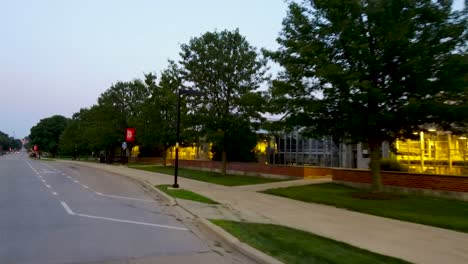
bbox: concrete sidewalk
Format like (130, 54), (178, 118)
(57, 161), (468, 264)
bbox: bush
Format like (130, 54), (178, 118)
(380, 159), (409, 172)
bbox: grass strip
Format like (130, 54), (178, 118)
(211, 220), (410, 264)
(130, 165), (284, 186)
(263, 183), (468, 233)
(156, 184), (218, 204)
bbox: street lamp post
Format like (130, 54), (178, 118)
(173, 88), (202, 188)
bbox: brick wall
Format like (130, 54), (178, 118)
(130, 157), (330, 179)
(333, 169), (468, 193)
(129, 157), (468, 193)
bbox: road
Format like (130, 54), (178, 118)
(0, 153), (250, 264)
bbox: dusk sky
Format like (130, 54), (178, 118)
(1, 0), (288, 138)
(1, 0), (465, 139)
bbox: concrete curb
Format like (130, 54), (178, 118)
(143, 183), (285, 264)
(197, 218), (284, 264)
(55, 160), (284, 264)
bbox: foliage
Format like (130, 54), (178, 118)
(210, 120), (258, 162)
(134, 64), (182, 163)
(179, 29), (269, 174)
(380, 159), (409, 172)
(267, 0), (467, 191)
(0, 131), (22, 152)
(263, 183), (468, 233)
(59, 78), (153, 158)
(29, 115), (69, 157)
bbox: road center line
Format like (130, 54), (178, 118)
(73, 180), (79, 183)
(74, 213), (188, 231)
(95, 192), (154, 202)
(82, 185), (89, 189)
(45, 185), (51, 188)
(60, 201), (75, 215)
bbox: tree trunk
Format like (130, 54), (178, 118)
(221, 150), (227, 176)
(369, 141), (383, 192)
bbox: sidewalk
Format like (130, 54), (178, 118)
(58, 161), (468, 264)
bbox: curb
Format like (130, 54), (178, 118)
(53, 160), (284, 264)
(145, 185), (285, 264)
(197, 218), (284, 264)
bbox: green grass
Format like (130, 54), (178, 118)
(263, 183), (468, 233)
(129, 165), (284, 186)
(156, 184), (218, 204)
(211, 220), (410, 264)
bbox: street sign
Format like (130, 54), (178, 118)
(122, 142), (127, 150)
(33, 145), (39, 151)
(125, 128), (135, 142)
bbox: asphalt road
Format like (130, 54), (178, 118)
(0, 153), (249, 264)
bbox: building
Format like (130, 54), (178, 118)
(135, 128), (468, 176)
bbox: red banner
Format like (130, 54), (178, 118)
(33, 145), (39, 151)
(125, 128), (135, 142)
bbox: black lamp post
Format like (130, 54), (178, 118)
(173, 88), (202, 188)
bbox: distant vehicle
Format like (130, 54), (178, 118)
(29, 152), (37, 158)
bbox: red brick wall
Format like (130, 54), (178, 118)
(130, 157), (468, 193)
(131, 157), (329, 178)
(333, 169), (468, 193)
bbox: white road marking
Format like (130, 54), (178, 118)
(26, 162), (39, 174)
(74, 213), (188, 230)
(83, 185), (89, 189)
(52, 192), (58, 196)
(62, 173), (66, 176)
(45, 185), (51, 188)
(73, 180), (79, 183)
(41, 180), (46, 183)
(67, 176), (71, 179)
(41, 162), (62, 173)
(95, 192), (154, 202)
(60, 201), (74, 215)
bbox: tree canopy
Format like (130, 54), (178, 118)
(267, 0), (467, 190)
(180, 29), (269, 173)
(29, 115), (69, 157)
(0, 131), (22, 152)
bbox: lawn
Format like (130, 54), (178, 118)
(129, 165), (284, 186)
(156, 184), (218, 204)
(263, 183), (468, 233)
(212, 220), (410, 264)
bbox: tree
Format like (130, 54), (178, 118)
(179, 29), (268, 175)
(29, 115), (69, 157)
(135, 64), (182, 165)
(210, 120), (258, 162)
(0, 131), (21, 153)
(267, 0), (467, 191)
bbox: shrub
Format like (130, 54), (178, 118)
(380, 159), (409, 172)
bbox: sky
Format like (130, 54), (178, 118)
(0, 0), (288, 138)
(0, 0), (465, 139)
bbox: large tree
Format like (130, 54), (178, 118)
(29, 115), (69, 157)
(135, 66), (180, 165)
(179, 29), (268, 174)
(268, 0), (467, 191)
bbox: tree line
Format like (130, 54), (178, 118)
(0, 130), (22, 153)
(29, 1), (467, 191)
